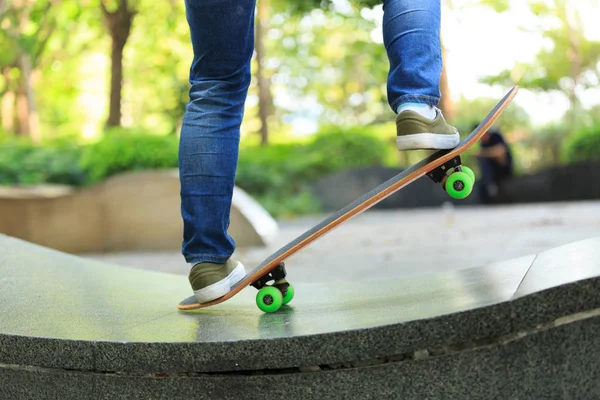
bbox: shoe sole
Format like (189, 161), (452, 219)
(396, 132), (460, 150)
(193, 262), (246, 303)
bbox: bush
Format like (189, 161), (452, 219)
(236, 128), (390, 194)
(563, 127), (600, 164)
(0, 129), (179, 186)
(301, 127), (391, 178)
(0, 138), (85, 186)
(80, 128), (179, 184)
(0, 126), (391, 217)
(235, 128), (391, 216)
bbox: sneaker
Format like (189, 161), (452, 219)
(189, 258), (246, 303)
(396, 108), (460, 150)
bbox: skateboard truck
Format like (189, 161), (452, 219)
(249, 262), (294, 312)
(426, 155), (462, 184)
(426, 155), (475, 197)
(251, 262), (288, 291)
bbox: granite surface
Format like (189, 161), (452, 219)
(1, 234), (599, 378)
(2, 315), (598, 399)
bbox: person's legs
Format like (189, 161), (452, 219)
(382, 0), (459, 150)
(179, 0), (256, 301)
(477, 157), (497, 203)
(383, 0), (441, 109)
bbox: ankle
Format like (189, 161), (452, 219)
(397, 102), (437, 120)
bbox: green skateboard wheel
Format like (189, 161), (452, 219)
(282, 285), (294, 305)
(461, 166), (475, 184)
(445, 171), (473, 199)
(256, 286), (283, 313)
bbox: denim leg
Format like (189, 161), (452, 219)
(179, 0), (256, 265)
(382, 0), (442, 111)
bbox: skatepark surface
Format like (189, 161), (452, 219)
(90, 200), (600, 280)
(1, 201), (600, 399)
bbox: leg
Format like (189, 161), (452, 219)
(382, 0), (442, 110)
(477, 157), (497, 204)
(180, 0), (255, 265)
(382, 0), (459, 150)
(180, 0), (254, 302)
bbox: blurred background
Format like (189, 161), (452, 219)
(1, 0), (600, 267)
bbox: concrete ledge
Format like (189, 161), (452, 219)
(1, 235), (599, 398)
(0, 170), (278, 253)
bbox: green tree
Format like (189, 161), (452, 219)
(0, 0), (92, 140)
(479, 0), (600, 165)
(483, 0), (600, 126)
(0, 0), (58, 140)
(256, 6), (388, 131)
(120, 0), (189, 134)
(101, 0), (137, 128)
(255, 0), (274, 145)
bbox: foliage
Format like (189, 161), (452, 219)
(237, 127), (390, 193)
(563, 126), (600, 164)
(1, 0), (599, 217)
(0, 137), (85, 185)
(236, 127), (392, 216)
(0, 1), (94, 132)
(0, 127), (394, 216)
(260, 7), (389, 131)
(79, 128), (179, 183)
(122, 0), (190, 134)
(305, 127), (391, 174)
(481, 0), (600, 133)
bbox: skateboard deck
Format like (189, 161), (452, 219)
(178, 85), (519, 312)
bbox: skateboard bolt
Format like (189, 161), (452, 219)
(453, 181), (464, 191)
(263, 295), (274, 306)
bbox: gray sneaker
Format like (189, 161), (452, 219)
(189, 259), (246, 303)
(396, 108), (460, 150)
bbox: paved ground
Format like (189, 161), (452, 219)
(86, 200), (600, 283)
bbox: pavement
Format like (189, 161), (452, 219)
(86, 200), (600, 283)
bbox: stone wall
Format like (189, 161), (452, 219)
(0, 170), (278, 253)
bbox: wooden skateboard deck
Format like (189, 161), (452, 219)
(178, 86), (519, 311)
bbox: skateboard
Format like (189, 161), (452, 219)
(178, 86), (519, 313)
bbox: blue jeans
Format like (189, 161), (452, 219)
(179, 0), (442, 264)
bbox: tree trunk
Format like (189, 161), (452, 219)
(5, 0), (41, 141)
(438, 38), (454, 121)
(15, 53), (40, 141)
(101, 0), (136, 128)
(563, 0), (580, 128)
(107, 35), (127, 127)
(1, 92), (15, 133)
(1, 68), (14, 132)
(255, 0), (272, 146)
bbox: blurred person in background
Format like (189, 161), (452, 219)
(474, 126), (514, 203)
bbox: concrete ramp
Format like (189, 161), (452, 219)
(1, 234), (599, 399)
